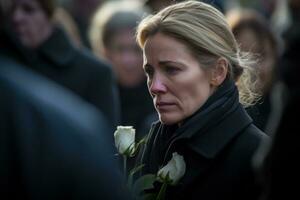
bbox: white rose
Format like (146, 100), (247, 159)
(114, 126), (136, 156)
(157, 152), (186, 185)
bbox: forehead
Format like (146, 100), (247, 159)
(143, 33), (193, 61)
(145, 33), (187, 49)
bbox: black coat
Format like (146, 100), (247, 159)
(0, 55), (130, 200)
(3, 27), (120, 129)
(138, 80), (268, 200)
(256, 14), (300, 200)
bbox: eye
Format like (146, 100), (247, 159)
(165, 66), (180, 75)
(23, 6), (33, 13)
(21, 4), (38, 14)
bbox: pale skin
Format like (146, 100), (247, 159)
(143, 32), (228, 125)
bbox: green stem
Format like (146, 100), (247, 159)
(123, 155), (127, 180)
(156, 181), (168, 200)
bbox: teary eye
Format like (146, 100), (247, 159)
(165, 66), (180, 75)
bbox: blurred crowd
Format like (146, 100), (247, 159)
(1, 0), (299, 199)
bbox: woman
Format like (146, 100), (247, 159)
(89, 0), (156, 139)
(8, 0), (120, 130)
(135, 1), (268, 200)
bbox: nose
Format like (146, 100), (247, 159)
(149, 74), (167, 95)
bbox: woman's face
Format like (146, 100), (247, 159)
(11, 0), (53, 48)
(143, 33), (216, 125)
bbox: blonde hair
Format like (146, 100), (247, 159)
(136, 0), (260, 107)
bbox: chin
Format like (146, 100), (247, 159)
(159, 115), (181, 125)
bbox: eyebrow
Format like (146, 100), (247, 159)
(144, 60), (185, 68)
(159, 60), (185, 66)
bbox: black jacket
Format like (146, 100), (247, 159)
(138, 80), (268, 200)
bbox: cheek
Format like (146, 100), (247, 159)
(35, 15), (48, 31)
(23, 17), (44, 40)
(180, 78), (211, 112)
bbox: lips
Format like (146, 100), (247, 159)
(155, 101), (176, 110)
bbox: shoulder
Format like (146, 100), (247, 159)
(39, 27), (112, 75)
(0, 57), (108, 132)
(239, 124), (268, 147)
(229, 124), (269, 161)
(74, 47), (112, 73)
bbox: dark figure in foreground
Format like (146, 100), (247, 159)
(0, 54), (130, 200)
(254, 0), (300, 199)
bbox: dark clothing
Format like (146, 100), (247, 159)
(279, 16), (300, 91)
(246, 93), (272, 132)
(138, 80), (268, 200)
(255, 83), (300, 200)
(255, 12), (300, 200)
(2, 27), (120, 129)
(0, 55), (129, 200)
(118, 82), (156, 140)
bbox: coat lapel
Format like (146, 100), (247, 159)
(187, 105), (252, 159)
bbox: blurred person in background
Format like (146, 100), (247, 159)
(6, 0), (120, 131)
(253, 0), (300, 199)
(143, 0), (225, 14)
(227, 9), (280, 132)
(52, 6), (83, 48)
(232, 0), (277, 19)
(0, 3), (131, 199)
(143, 0), (224, 14)
(89, 0), (157, 140)
(277, 0), (300, 87)
(0, 57), (131, 200)
(65, 0), (105, 48)
(254, 81), (299, 200)
(143, 0), (184, 13)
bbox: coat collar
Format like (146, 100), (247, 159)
(186, 105), (252, 159)
(148, 81), (254, 165)
(162, 104), (253, 162)
(37, 26), (77, 66)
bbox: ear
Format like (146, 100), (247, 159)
(210, 57), (228, 86)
